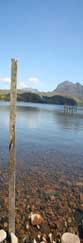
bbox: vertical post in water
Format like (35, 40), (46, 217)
(9, 59), (17, 233)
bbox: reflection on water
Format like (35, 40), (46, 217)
(53, 111), (83, 131)
(17, 106), (41, 129)
(0, 102), (83, 168)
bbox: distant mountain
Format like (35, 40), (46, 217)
(18, 88), (39, 94)
(52, 80), (83, 98)
(0, 90), (77, 106)
(0, 80), (83, 98)
(0, 81), (83, 105)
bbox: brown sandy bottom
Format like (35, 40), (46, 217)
(0, 160), (83, 242)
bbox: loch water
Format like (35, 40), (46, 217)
(0, 102), (83, 170)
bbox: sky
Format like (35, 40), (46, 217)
(0, 0), (83, 91)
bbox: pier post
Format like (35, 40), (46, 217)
(8, 59), (17, 233)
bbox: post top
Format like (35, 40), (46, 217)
(11, 58), (18, 63)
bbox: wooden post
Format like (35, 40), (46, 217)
(9, 59), (17, 233)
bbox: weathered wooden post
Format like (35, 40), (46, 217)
(8, 59), (17, 233)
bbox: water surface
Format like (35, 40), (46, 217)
(0, 102), (83, 169)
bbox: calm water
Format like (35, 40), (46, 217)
(0, 102), (83, 169)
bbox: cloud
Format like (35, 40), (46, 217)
(28, 77), (41, 84)
(0, 76), (42, 90)
(0, 77), (10, 84)
(18, 77), (41, 89)
(17, 81), (27, 89)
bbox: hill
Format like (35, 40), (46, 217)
(0, 90), (77, 106)
(0, 81), (83, 105)
(41, 81), (83, 105)
(54, 80), (83, 98)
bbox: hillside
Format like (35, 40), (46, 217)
(54, 81), (83, 98)
(41, 81), (83, 105)
(0, 81), (83, 105)
(0, 91), (77, 106)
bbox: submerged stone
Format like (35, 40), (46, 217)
(61, 232), (80, 243)
(30, 212), (44, 226)
(75, 208), (83, 239)
(0, 229), (7, 242)
(11, 232), (18, 243)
